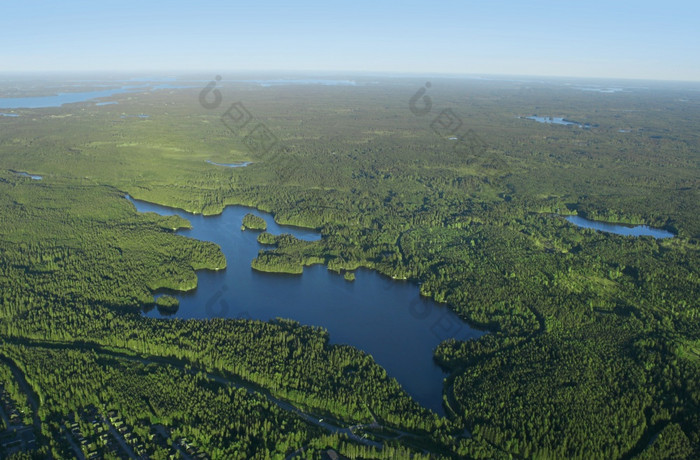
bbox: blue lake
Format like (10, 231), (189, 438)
(0, 87), (140, 109)
(566, 215), (674, 239)
(0, 83), (196, 109)
(128, 196), (483, 416)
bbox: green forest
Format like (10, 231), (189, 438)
(0, 77), (698, 459)
(242, 213), (267, 231)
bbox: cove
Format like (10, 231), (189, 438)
(128, 196), (483, 415)
(566, 215), (674, 239)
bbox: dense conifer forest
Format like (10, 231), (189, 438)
(0, 77), (698, 458)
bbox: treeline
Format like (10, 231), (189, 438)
(1, 307), (443, 434)
(0, 175), (225, 316)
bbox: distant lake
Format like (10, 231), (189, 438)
(241, 79), (358, 87)
(0, 87), (138, 109)
(524, 116), (590, 128)
(566, 215), (674, 239)
(11, 171), (42, 180)
(574, 86), (625, 93)
(0, 83), (196, 109)
(0, 112), (19, 117)
(128, 196), (483, 416)
(206, 160), (252, 168)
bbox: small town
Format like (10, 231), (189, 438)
(0, 384), (37, 457)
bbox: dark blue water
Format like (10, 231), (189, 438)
(566, 216), (674, 239)
(128, 196), (482, 415)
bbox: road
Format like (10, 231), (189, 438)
(2, 337), (435, 453)
(102, 414), (141, 459)
(0, 398), (11, 428)
(0, 354), (42, 430)
(61, 426), (87, 460)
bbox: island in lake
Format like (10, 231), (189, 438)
(241, 213), (267, 231)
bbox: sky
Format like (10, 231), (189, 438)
(1, 0), (698, 81)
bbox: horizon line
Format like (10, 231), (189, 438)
(0, 70), (699, 85)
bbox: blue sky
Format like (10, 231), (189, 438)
(1, 0), (698, 81)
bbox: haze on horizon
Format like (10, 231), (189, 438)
(1, 0), (698, 82)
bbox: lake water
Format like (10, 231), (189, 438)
(566, 215), (674, 239)
(11, 171), (42, 180)
(525, 116), (590, 128)
(128, 196), (483, 415)
(242, 79), (358, 87)
(206, 160), (252, 168)
(0, 87), (141, 109)
(574, 86), (625, 93)
(0, 83), (196, 109)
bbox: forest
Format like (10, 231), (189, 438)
(242, 213), (268, 231)
(0, 76), (698, 458)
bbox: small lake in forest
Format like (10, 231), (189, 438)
(205, 160), (252, 168)
(524, 116), (591, 128)
(11, 170), (42, 180)
(566, 215), (674, 239)
(128, 196), (483, 416)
